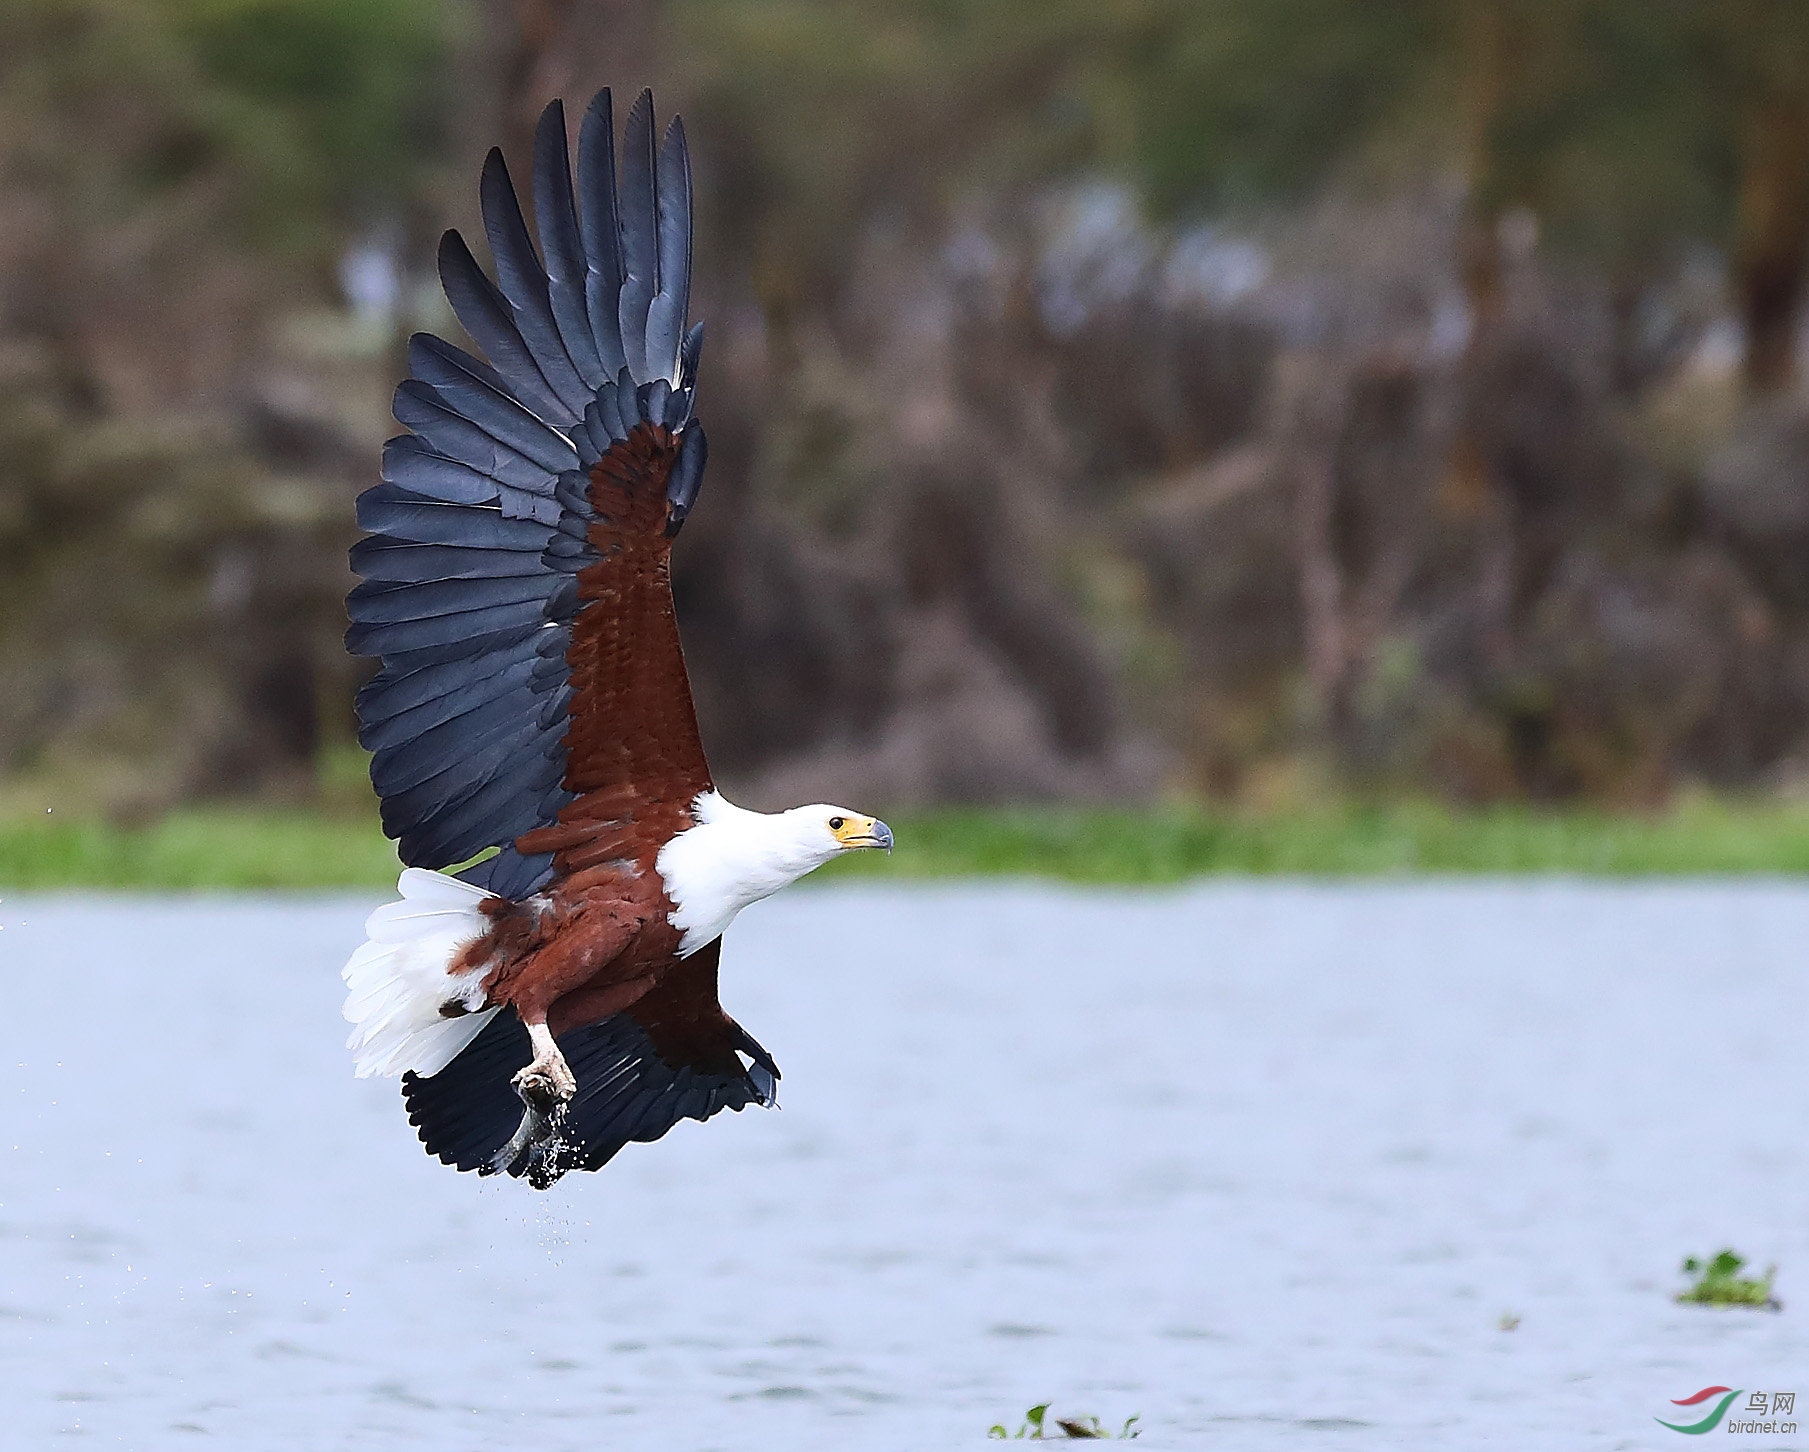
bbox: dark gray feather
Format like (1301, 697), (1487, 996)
(401, 754), (565, 865)
(378, 734), (553, 846)
(348, 573), (549, 625)
(406, 335), (577, 475)
(615, 89), (658, 380)
(350, 540), (546, 584)
(346, 597), (548, 655)
(613, 367), (640, 435)
(577, 89), (629, 379)
(645, 117), (692, 382)
(393, 383), (567, 491)
(355, 488), (552, 549)
(437, 230), (568, 423)
(375, 715), (550, 809)
(390, 734), (564, 840)
(679, 320), (705, 389)
(644, 378), (671, 428)
(358, 641), (542, 724)
(466, 845), (557, 899)
(363, 674), (541, 757)
(361, 675), (543, 758)
(480, 147), (590, 416)
(381, 436), (501, 507)
(371, 624), (543, 678)
(664, 423), (707, 535)
(533, 100), (607, 389)
(384, 435), (561, 526)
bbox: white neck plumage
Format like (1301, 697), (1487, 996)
(655, 791), (885, 955)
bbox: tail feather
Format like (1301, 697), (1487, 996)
(342, 869), (501, 1079)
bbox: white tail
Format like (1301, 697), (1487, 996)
(342, 868), (501, 1078)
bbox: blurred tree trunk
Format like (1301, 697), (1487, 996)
(1287, 360), (1351, 734)
(1733, 98), (1809, 395)
(1451, 0), (1517, 678)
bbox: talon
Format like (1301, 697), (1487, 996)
(513, 1021), (578, 1107)
(512, 1062), (572, 1113)
(488, 1022), (579, 1181)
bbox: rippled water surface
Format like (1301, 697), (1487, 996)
(1, 883), (1806, 1450)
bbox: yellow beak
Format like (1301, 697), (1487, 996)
(837, 816), (894, 852)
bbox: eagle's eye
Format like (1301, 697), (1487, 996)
(828, 816), (845, 831)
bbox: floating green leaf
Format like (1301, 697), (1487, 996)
(988, 1404), (1140, 1439)
(1677, 1250), (1780, 1309)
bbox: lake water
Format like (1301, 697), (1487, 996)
(0, 883), (1805, 1450)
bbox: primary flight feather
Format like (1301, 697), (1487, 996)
(342, 88), (892, 1189)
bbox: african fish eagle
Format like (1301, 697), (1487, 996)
(341, 88), (892, 1188)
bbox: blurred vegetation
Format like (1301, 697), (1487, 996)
(9, 0), (1809, 850)
(0, 0), (461, 811)
(12, 794), (1809, 889)
(0, 807), (401, 890)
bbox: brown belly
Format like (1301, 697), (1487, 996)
(461, 864), (686, 1034)
(543, 909), (687, 1036)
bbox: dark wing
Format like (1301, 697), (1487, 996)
(400, 942), (780, 1184)
(347, 89), (711, 900)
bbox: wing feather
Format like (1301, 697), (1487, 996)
(348, 574), (550, 624)
(373, 709), (550, 801)
(533, 101), (607, 389)
(376, 443), (562, 523)
(358, 665), (539, 749)
(364, 682), (543, 764)
(346, 600), (550, 657)
(577, 90), (630, 379)
(399, 755), (565, 864)
(357, 641), (541, 724)
(392, 381), (575, 484)
(348, 541), (547, 584)
(646, 117), (692, 383)
(404, 336), (578, 473)
(479, 148), (591, 416)
(615, 90), (659, 382)
(357, 485), (553, 546)
(437, 229), (571, 424)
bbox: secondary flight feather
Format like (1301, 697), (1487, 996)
(342, 88), (892, 1189)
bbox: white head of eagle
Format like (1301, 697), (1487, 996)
(658, 791), (895, 956)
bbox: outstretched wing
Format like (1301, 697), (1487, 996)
(400, 942), (780, 1183)
(347, 89), (712, 900)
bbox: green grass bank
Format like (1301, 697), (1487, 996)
(6, 796), (1809, 890)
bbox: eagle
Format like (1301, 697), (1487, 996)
(340, 88), (892, 1189)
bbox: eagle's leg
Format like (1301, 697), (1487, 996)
(514, 1020), (578, 1107)
(486, 1022), (578, 1182)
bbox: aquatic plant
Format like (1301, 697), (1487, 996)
(1676, 1250), (1780, 1309)
(989, 1403), (1142, 1439)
